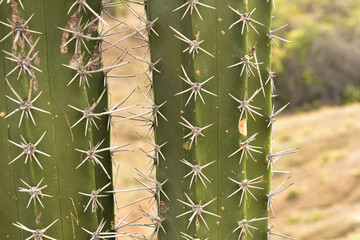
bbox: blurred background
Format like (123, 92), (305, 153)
(102, 0), (360, 239)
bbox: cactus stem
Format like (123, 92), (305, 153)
(180, 159), (215, 189)
(175, 65), (217, 106)
(227, 175), (264, 206)
(78, 182), (111, 213)
(8, 131), (49, 168)
(172, 0), (216, 21)
(228, 132), (262, 164)
(12, 219), (58, 240)
(233, 217), (270, 239)
(179, 116), (213, 148)
(228, 88), (263, 121)
(18, 177), (53, 209)
(176, 193), (220, 230)
(228, 6), (265, 35)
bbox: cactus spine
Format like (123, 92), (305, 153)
(0, 0), (131, 239)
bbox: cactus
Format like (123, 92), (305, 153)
(0, 0), (135, 239)
(114, 0), (295, 239)
(1, 0), (295, 239)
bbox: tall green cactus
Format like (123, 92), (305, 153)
(1, 0), (294, 239)
(120, 0), (294, 239)
(0, 0), (133, 239)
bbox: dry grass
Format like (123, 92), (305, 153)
(272, 104), (360, 239)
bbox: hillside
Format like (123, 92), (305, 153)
(272, 104), (360, 239)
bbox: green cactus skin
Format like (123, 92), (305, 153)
(0, 1), (113, 239)
(145, 0), (282, 239)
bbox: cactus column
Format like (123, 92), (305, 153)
(144, 0), (284, 239)
(0, 0), (116, 239)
